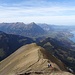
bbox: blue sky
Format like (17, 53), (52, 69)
(0, 0), (75, 25)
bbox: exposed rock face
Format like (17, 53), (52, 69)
(0, 43), (73, 75)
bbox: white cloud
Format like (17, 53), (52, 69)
(0, 16), (75, 25)
(0, 5), (75, 25)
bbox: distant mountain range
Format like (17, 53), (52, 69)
(0, 22), (46, 37)
(37, 23), (54, 31)
(0, 22), (75, 38)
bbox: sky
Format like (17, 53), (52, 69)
(0, 0), (75, 25)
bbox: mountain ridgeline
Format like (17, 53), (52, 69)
(37, 37), (75, 73)
(0, 22), (74, 38)
(0, 22), (46, 37)
(0, 31), (34, 61)
(0, 43), (73, 75)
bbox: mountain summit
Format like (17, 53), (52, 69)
(0, 43), (73, 75)
(28, 22), (36, 25)
(0, 22), (46, 37)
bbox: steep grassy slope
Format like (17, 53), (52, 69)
(0, 43), (73, 75)
(37, 37), (75, 73)
(0, 31), (34, 61)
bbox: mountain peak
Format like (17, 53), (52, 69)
(28, 22), (36, 26)
(16, 22), (25, 24)
(0, 43), (73, 75)
(30, 22), (36, 24)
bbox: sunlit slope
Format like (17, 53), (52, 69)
(0, 43), (73, 75)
